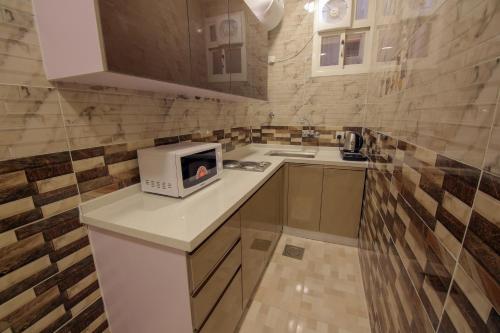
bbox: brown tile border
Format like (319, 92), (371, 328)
(0, 150), (108, 332)
(360, 127), (498, 333)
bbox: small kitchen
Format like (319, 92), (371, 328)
(81, 142), (367, 332)
(0, 0), (498, 333)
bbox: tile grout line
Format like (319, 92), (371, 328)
(52, 87), (100, 330)
(435, 169), (485, 332)
(54, 89), (83, 201)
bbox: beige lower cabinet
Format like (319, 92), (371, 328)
(286, 164), (365, 239)
(320, 168), (365, 238)
(241, 166), (284, 307)
(287, 164), (324, 231)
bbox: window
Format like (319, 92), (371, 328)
(320, 35), (341, 66)
(344, 32), (366, 65)
(312, 0), (373, 77)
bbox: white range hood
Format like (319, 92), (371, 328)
(244, 0), (284, 30)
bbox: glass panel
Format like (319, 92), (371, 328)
(344, 32), (365, 65)
(376, 27), (399, 62)
(211, 49), (224, 74)
(181, 149), (217, 189)
(320, 35), (340, 67)
(187, 0), (230, 92)
(355, 0), (369, 20)
(225, 47), (242, 74)
(228, 0), (267, 99)
(99, 0), (191, 84)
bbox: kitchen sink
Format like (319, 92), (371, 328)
(267, 150), (317, 158)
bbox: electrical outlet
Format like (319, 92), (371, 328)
(336, 131), (345, 140)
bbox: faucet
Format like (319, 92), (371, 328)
(300, 116), (311, 130)
(300, 116), (318, 138)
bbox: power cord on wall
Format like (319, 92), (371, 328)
(271, 34), (315, 63)
(260, 33), (315, 64)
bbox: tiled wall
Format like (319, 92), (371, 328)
(249, 0), (368, 130)
(359, 0), (500, 332)
(0, 1), (251, 332)
(1, 0), (499, 332)
(251, 125), (362, 146)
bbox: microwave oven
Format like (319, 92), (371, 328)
(137, 142), (223, 197)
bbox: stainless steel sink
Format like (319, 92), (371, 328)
(267, 150), (317, 158)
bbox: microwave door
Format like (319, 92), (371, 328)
(179, 149), (218, 190)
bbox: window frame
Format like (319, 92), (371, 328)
(311, 0), (374, 77)
(312, 27), (373, 77)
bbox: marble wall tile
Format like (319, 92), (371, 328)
(484, 105), (500, 176)
(0, 0), (253, 331)
(0, 85), (68, 161)
(365, 0), (500, 169)
(248, 0), (368, 129)
(0, 2), (51, 87)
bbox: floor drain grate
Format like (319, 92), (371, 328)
(282, 244), (305, 260)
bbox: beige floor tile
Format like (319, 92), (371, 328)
(239, 235), (371, 333)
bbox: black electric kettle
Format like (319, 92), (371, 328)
(343, 131), (363, 153)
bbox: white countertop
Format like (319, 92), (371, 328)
(80, 144), (367, 252)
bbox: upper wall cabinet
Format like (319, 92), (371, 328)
(33, 0), (268, 101)
(187, 0), (231, 94)
(99, 0), (191, 85)
(187, 0), (268, 99)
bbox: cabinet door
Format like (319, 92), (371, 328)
(187, 0), (231, 93)
(98, 0), (191, 85)
(320, 168), (365, 238)
(227, 0), (268, 100)
(287, 165), (324, 231)
(241, 169), (282, 307)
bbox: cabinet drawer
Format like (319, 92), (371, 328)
(200, 269), (243, 333)
(189, 212), (241, 292)
(191, 241), (241, 330)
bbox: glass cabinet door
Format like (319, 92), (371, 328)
(187, 0), (231, 94)
(228, 0), (268, 100)
(98, 0), (192, 85)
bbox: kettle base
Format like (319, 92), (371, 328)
(340, 149), (368, 161)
